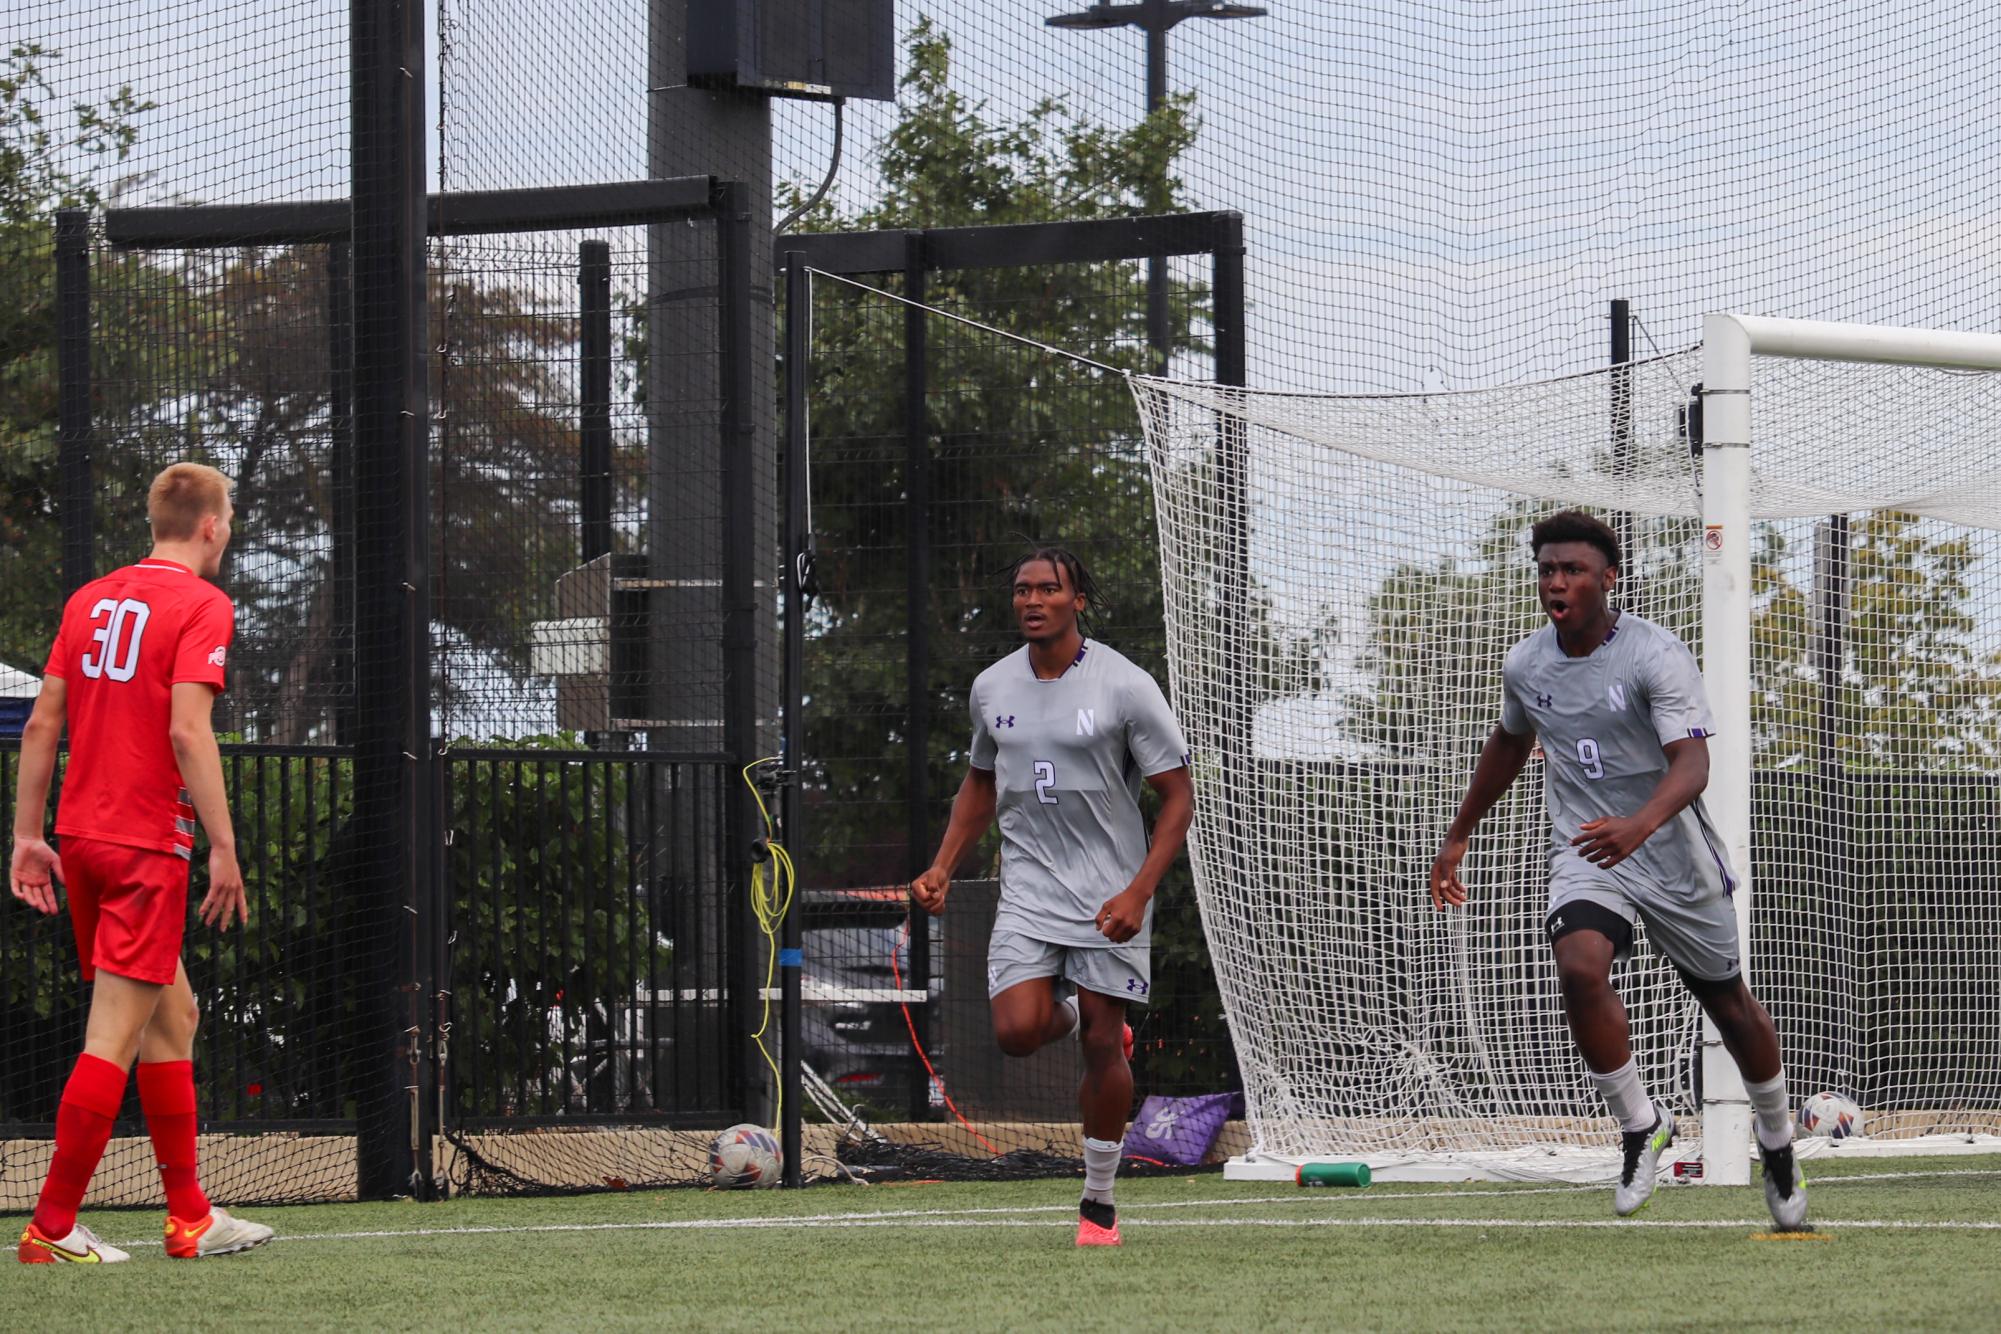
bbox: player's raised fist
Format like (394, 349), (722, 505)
(1095, 887), (1147, 943)
(910, 865), (951, 915)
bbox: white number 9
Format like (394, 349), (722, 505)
(1576, 737), (1605, 781)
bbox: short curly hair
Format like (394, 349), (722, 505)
(1529, 510), (1620, 571)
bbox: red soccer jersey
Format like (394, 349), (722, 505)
(44, 559), (235, 859)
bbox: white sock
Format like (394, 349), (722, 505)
(1745, 1071), (1793, 1150)
(1588, 1058), (1656, 1132)
(1081, 1136), (1122, 1205)
(1057, 993), (1080, 1040)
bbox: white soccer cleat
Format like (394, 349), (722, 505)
(1759, 1140), (1809, 1232)
(18, 1221), (131, 1264)
(165, 1205), (275, 1259)
(1613, 1102), (1675, 1217)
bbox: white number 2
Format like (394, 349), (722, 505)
(80, 597), (151, 682)
(1034, 760), (1058, 805)
(1576, 737), (1605, 781)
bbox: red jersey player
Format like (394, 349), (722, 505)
(11, 463), (273, 1263)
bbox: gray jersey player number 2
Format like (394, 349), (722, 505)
(909, 548), (1193, 1249)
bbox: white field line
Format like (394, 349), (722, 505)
(106, 1209), (2001, 1250)
(101, 1166), (2001, 1251)
(102, 1214), (2001, 1250)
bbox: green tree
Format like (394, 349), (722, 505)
(790, 21), (1281, 1094)
(1346, 507), (1703, 757)
(3, 42), (607, 738)
(0, 42), (154, 666)
(1347, 506), (2001, 770)
(87, 248), (598, 742)
(1748, 512), (2001, 768)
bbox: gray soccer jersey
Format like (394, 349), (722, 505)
(1500, 614), (1737, 907)
(968, 640), (1190, 948)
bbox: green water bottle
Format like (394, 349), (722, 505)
(1295, 1161), (1371, 1188)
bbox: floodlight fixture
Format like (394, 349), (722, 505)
(1047, 3), (1270, 31)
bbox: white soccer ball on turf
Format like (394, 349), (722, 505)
(708, 1123), (782, 1188)
(1797, 1090), (1863, 1140)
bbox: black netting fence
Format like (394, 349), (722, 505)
(785, 228), (1243, 1174)
(16, 0), (1996, 1202)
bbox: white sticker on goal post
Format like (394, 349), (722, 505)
(1703, 524), (1724, 557)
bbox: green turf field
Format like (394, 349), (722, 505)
(5, 1155), (1998, 1331)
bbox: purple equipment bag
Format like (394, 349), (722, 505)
(1123, 1092), (1237, 1166)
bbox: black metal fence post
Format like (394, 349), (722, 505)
(56, 209), (92, 598)
(901, 231), (934, 1124)
(580, 239), (613, 564)
(1610, 298), (1636, 599)
(350, 0), (435, 1200)
(328, 242), (355, 744)
(780, 252), (811, 1185)
(1214, 213), (1245, 389)
(714, 180), (761, 1119)
(1212, 213), (1251, 888)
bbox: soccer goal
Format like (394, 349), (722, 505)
(1133, 316), (2001, 1185)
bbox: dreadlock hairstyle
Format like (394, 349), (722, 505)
(1005, 546), (1107, 638)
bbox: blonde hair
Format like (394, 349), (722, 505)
(147, 463), (233, 541)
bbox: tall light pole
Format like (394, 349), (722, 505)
(1047, 1), (1267, 374)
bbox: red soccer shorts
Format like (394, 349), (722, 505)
(62, 836), (191, 985)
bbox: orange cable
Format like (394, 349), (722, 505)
(892, 918), (1001, 1157)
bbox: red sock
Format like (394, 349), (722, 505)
(32, 1053), (129, 1237)
(136, 1060), (210, 1221)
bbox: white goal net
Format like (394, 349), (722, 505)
(1135, 320), (2001, 1181)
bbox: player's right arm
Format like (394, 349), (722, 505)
(8, 676), (69, 915)
(1429, 723), (1537, 910)
(170, 681), (247, 929)
(911, 766), (997, 916)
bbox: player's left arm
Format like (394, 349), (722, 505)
(1096, 673), (1195, 944)
(171, 682), (247, 929)
(1572, 737), (1707, 868)
(1097, 765), (1195, 941)
(170, 592), (245, 929)
(1573, 639), (1715, 868)
(8, 676), (69, 915)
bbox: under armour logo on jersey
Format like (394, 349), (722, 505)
(1549, 915), (1565, 933)
(1607, 683), (1627, 710)
(1076, 709), (1096, 736)
(1536, 692), (1554, 709)
(994, 715), (1015, 729)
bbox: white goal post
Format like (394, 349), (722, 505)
(1698, 316), (2001, 1182)
(1134, 315), (2001, 1185)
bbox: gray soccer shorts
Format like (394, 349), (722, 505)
(1547, 861), (1741, 982)
(985, 927), (1152, 1006)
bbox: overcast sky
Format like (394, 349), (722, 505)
(22, 2), (2001, 741)
(25, 1), (2001, 397)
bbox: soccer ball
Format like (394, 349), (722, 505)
(708, 1123), (782, 1188)
(1797, 1091), (1863, 1140)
